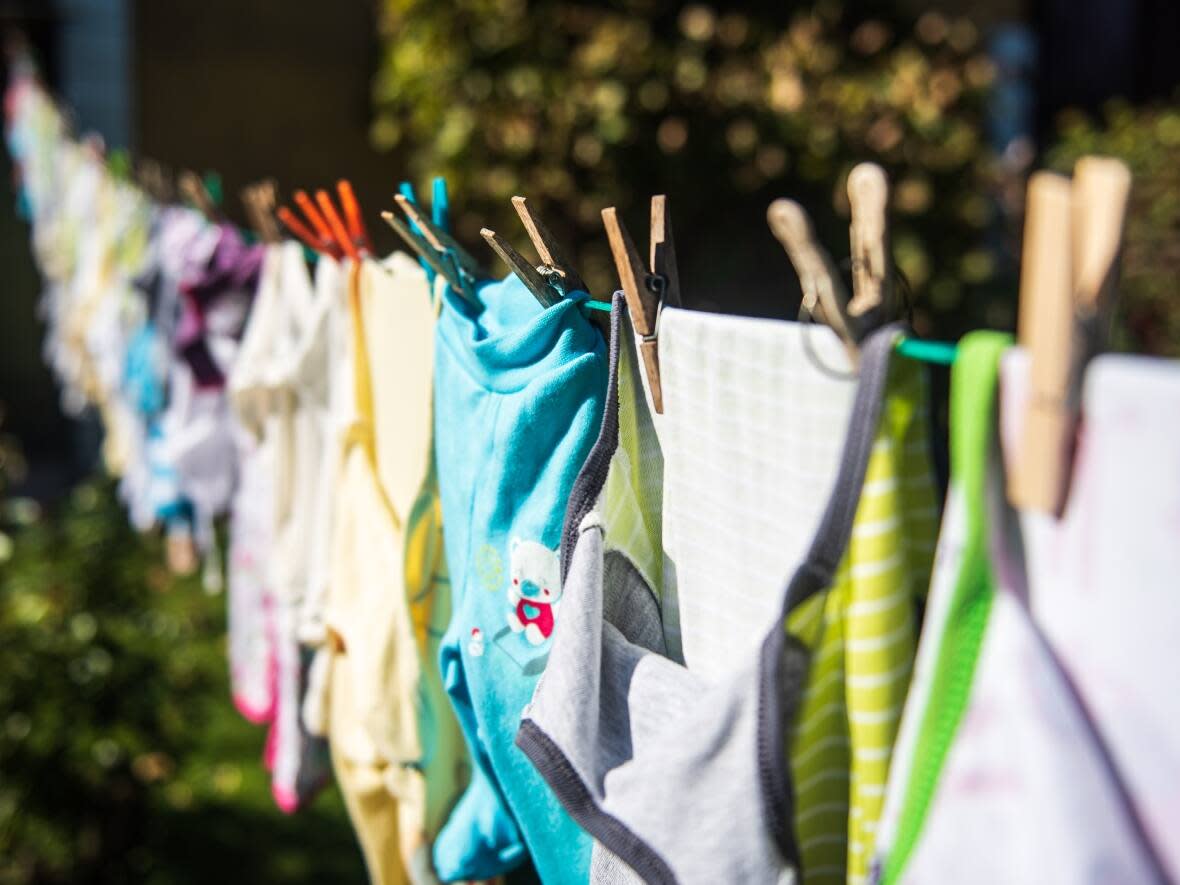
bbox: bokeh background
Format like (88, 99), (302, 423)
(0, 1), (1177, 882)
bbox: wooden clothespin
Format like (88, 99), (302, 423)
(512, 196), (588, 297)
(480, 226), (559, 307)
(137, 158), (173, 204)
(1009, 157), (1131, 515)
(382, 191), (484, 305)
(178, 170), (219, 222)
(481, 196), (589, 309)
(601, 195), (683, 413)
(1071, 156), (1132, 346)
(240, 179), (282, 244)
(767, 198), (857, 357)
(846, 163), (892, 330)
(1009, 172), (1076, 514)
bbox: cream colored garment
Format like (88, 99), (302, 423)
(326, 255), (466, 884)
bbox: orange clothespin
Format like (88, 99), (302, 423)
(337, 180), (372, 255)
(315, 189), (359, 261)
(276, 205), (323, 254)
(292, 189), (343, 258)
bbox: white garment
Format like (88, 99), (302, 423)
(656, 308), (858, 675)
(296, 255), (351, 651)
(874, 344), (1170, 885)
(1001, 349), (1180, 881)
(263, 242), (319, 607)
(279, 255), (351, 736)
(229, 243), (332, 809)
(226, 247), (285, 721)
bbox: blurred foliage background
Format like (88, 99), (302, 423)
(1, 0), (1179, 881)
(1049, 103), (1180, 356)
(0, 469), (365, 884)
(373, 0), (1012, 339)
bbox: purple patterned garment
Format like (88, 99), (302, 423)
(177, 224), (265, 388)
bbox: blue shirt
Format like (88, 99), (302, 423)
(432, 274), (605, 882)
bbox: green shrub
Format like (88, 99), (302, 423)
(0, 477), (364, 884)
(0, 479), (217, 882)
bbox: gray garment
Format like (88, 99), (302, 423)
(518, 297), (905, 884)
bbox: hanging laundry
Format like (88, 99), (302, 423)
(430, 272), (606, 883)
(229, 239), (333, 812)
(519, 320), (937, 884)
(321, 253), (469, 884)
(1001, 348), (1180, 882)
(873, 337), (1175, 884)
(292, 253), (351, 734)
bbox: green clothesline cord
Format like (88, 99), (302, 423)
(896, 337), (957, 366)
(583, 299), (613, 312)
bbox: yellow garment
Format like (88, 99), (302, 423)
(787, 357), (938, 885)
(329, 649), (407, 885)
(326, 256), (467, 884)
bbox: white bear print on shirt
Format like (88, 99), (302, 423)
(505, 538), (562, 647)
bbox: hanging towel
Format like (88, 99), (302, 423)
(654, 308), (859, 672)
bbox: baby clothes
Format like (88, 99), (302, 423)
(290, 255), (351, 744)
(653, 306), (936, 880)
(431, 274), (607, 883)
(872, 334), (1168, 885)
(654, 308), (861, 673)
(783, 357), (936, 884)
(119, 207), (207, 532)
(161, 223), (261, 556)
(519, 322), (933, 884)
(296, 255), (350, 656)
(229, 242), (332, 812)
(264, 243), (331, 813)
(1001, 350), (1180, 881)
(227, 246), (284, 725)
(324, 255), (466, 884)
(358, 253), (469, 880)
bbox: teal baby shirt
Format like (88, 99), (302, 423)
(431, 274), (606, 882)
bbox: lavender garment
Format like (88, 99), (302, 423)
(177, 224), (265, 388)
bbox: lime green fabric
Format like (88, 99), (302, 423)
(881, 331), (1012, 884)
(787, 356), (939, 883)
(600, 308), (665, 596)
